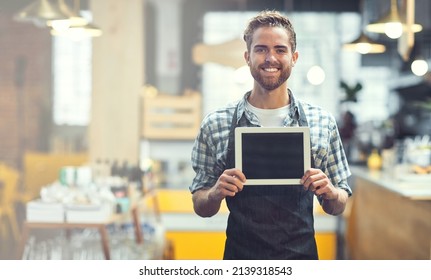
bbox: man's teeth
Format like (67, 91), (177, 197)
(263, 68), (278, 72)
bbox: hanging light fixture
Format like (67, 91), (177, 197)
(47, 0), (88, 32)
(343, 0), (386, 54)
(411, 58), (429, 76)
(410, 42), (429, 76)
(366, 0), (422, 39)
(14, 0), (70, 26)
(307, 65), (325, 86)
(49, 0), (102, 39)
(52, 22), (102, 39)
(343, 32), (386, 54)
(51, 22), (103, 40)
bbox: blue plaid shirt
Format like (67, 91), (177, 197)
(190, 90), (352, 196)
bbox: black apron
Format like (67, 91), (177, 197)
(223, 102), (318, 260)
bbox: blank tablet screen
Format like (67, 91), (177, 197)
(235, 127), (311, 185)
(241, 132), (304, 179)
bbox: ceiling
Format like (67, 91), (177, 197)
(2, 0), (430, 27)
(0, 0), (90, 13)
(3, 0), (430, 62)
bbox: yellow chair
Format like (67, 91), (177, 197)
(0, 163), (20, 241)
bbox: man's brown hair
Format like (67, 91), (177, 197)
(243, 10), (297, 52)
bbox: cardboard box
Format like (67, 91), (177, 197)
(26, 200), (65, 222)
(65, 203), (114, 223)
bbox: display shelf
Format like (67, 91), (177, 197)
(141, 87), (202, 140)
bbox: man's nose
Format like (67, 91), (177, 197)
(265, 51), (276, 62)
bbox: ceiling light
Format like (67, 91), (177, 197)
(14, 0), (70, 24)
(307, 65), (325, 86)
(343, 32), (386, 54)
(411, 58), (429, 76)
(49, 0), (102, 39)
(51, 22), (102, 40)
(47, 0), (88, 31)
(366, 0), (422, 39)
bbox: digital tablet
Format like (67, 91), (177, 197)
(235, 126), (311, 185)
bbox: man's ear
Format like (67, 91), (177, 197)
(292, 51), (298, 66)
(244, 51), (250, 65)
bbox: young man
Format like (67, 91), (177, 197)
(190, 10), (352, 260)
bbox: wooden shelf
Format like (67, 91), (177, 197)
(141, 87), (202, 140)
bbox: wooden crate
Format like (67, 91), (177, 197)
(141, 88), (202, 140)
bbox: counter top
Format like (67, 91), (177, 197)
(347, 166), (431, 259)
(349, 165), (431, 200)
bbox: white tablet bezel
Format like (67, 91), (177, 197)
(235, 126), (311, 185)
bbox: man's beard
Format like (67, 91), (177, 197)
(250, 65), (291, 91)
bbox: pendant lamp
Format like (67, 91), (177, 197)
(51, 22), (102, 39)
(49, 0), (102, 39)
(47, 0), (88, 31)
(366, 0), (422, 39)
(343, 0), (386, 54)
(343, 32), (386, 54)
(14, 0), (69, 25)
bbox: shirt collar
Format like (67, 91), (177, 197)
(235, 89), (301, 125)
(287, 89), (301, 121)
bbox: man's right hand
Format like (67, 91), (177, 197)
(209, 168), (246, 201)
(192, 168), (246, 217)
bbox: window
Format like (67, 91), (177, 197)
(52, 26), (92, 126)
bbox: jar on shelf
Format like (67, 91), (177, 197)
(367, 149), (382, 171)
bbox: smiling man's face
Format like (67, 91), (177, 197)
(245, 26), (298, 91)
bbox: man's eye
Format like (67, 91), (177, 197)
(276, 49), (287, 54)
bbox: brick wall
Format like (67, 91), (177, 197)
(0, 11), (52, 170)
